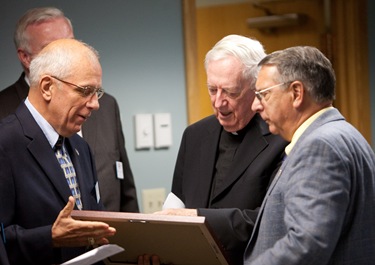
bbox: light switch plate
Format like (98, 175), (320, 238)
(134, 114), (153, 149)
(153, 113), (172, 149)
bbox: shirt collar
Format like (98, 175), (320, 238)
(285, 106), (333, 155)
(24, 97), (59, 148)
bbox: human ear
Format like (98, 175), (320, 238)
(40, 76), (53, 102)
(291, 81), (304, 108)
(17, 49), (32, 69)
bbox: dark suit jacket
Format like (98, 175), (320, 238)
(82, 93), (139, 212)
(0, 103), (103, 264)
(0, 73), (139, 212)
(172, 114), (288, 265)
(0, 73), (29, 119)
(0, 238), (9, 265)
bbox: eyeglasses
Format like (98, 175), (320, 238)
(50, 76), (104, 99)
(254, 82), (287, 101)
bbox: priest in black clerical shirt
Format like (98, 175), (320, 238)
(153, 35), (288, 265)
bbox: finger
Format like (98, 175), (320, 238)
(137, 255), (144, 265)
(143, 254), (151, 265)
(52, 197), (75, 234)
(95, 237), (109, 245)
(59, 196), (75, 219)
(152, 255), (160, 265)
(72, 223), (116, 243)
(71, 220), (116, 235)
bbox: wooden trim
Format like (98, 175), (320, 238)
(331, 0), (371, 142)
(182, 0), (200, 124)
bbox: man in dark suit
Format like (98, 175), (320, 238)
(0, 7), (139, 212)
(0, 38), (116, 264)
(157, 35), (288, 265)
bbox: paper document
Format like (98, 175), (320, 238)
(61, 244), (124, 265)
(162, 192), (185, 209)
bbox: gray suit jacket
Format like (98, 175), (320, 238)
(244, 108), (375, 264)
(0, 73), (139, 212)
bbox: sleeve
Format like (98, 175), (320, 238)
(5, 225), (55, 264)
(198, 208), (258, 265)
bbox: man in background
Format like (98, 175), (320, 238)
(244, 46), (375, 264)
(0, 6), (139, 212)
(0, 38), (116, 265)
(159, 35), (288, 264)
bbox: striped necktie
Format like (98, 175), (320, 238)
(54, 136), (83, 210)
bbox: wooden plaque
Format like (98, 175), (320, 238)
(71, 210), (230, 265)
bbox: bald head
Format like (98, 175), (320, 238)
(28, 39), (102, 137)
(29, 38), (100, 86)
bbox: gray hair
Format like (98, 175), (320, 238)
(14, 7), (73, 53)
(204, 34), (266, 89)
(29, 40), (99, 86)
(258, 46), (336, 103)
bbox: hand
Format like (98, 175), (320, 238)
(138, 254), (161, 265)
(154, 208), (197, 216)
(51, 196), (116, 247)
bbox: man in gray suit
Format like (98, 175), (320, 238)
(0, 7), (139, 212)
(244, 46), (375, 264)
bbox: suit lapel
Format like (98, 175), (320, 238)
(28, 140), (72, 203)
(18, 104), (73, 205)
(210, 115), (269, 202)
(246, 157), (287, 256)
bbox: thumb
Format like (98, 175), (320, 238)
(59, 196), (75, 218)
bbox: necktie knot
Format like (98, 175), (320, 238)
(54, 136), (64, 151)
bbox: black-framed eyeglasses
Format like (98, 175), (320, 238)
(254, 82), (287, 101)
(50, 75), (104, 99)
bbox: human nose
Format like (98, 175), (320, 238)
(251, 96), (263, 112)
(214, 90), (228, 108)
(86, 93), (100, 110)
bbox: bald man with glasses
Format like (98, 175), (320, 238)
(0, 6), (139, 213)
(0, 39), (116, 265)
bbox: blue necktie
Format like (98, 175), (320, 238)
(54, 137), (83, 210)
